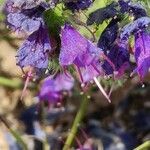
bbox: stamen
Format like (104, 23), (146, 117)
(108, 83), (114, 98)
(91, 63), (101, 74)
(79, 128), (89, 141)
(75, 136), (83, 150)
(21, 68), (33, 100)
(63, 66), (71, 78)
(130, 69), (137, 77)
(93, 77), (111, 103)
(75, 66), (84, 83)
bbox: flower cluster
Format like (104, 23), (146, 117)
(93, 0), (150, 80)
(6, 0), (52, 69)
(4, 0), (150, 104)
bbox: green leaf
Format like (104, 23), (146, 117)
(44, 6), (65, 35)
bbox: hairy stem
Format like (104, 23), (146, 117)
(63, 94), (90, 150)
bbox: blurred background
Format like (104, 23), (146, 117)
(0, 0), (150, 150)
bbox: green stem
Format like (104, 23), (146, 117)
(63, 94), (90, 150)
(0, 116), (28, 150)
(9, 129), (28, 150)
(134, 141), (150, 150)
(0, 76), (22, 89)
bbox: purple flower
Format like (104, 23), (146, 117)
(59, 24), (111, 102)
(79, 63), (103, 83)
(16, 25), (51, 69)
(119, 0), (129, 13)
(6, 0), (48, 34)
(59, 24), (103, 83)
(102, 42), (130, 76)
(65, 0), (93, 11)
(97, 18), (120, 51)
(134, 32), (150, 79)
(39, 73), (74, 103)
(120, 17), (150, 40)
(7, 12), (43, 35)
(5, 0), (45, 11)
(5, 1), (52, 69)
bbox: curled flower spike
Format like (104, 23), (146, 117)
(59, 24), (112, 102)
(39, 73), (74, 105)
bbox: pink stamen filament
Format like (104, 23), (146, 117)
(21, 68), (33, 100)
(58, 137), (70, 149)
(75, 65), (84, 83)
(79, 128), (89, 141)
(93, 77), (111, 103)
(91, 63), (101, 74)
(75, 136), (83, 150)
(67, 131), (83, 149)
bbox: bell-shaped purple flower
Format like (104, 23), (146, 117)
(59, 24), (103, 83)
(59, 24), (112, 102)
(39, 73), (74, 104)
(134, 32), (150, 79)
(16, 25), (51, 69)
(102, 41), (130, 77)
